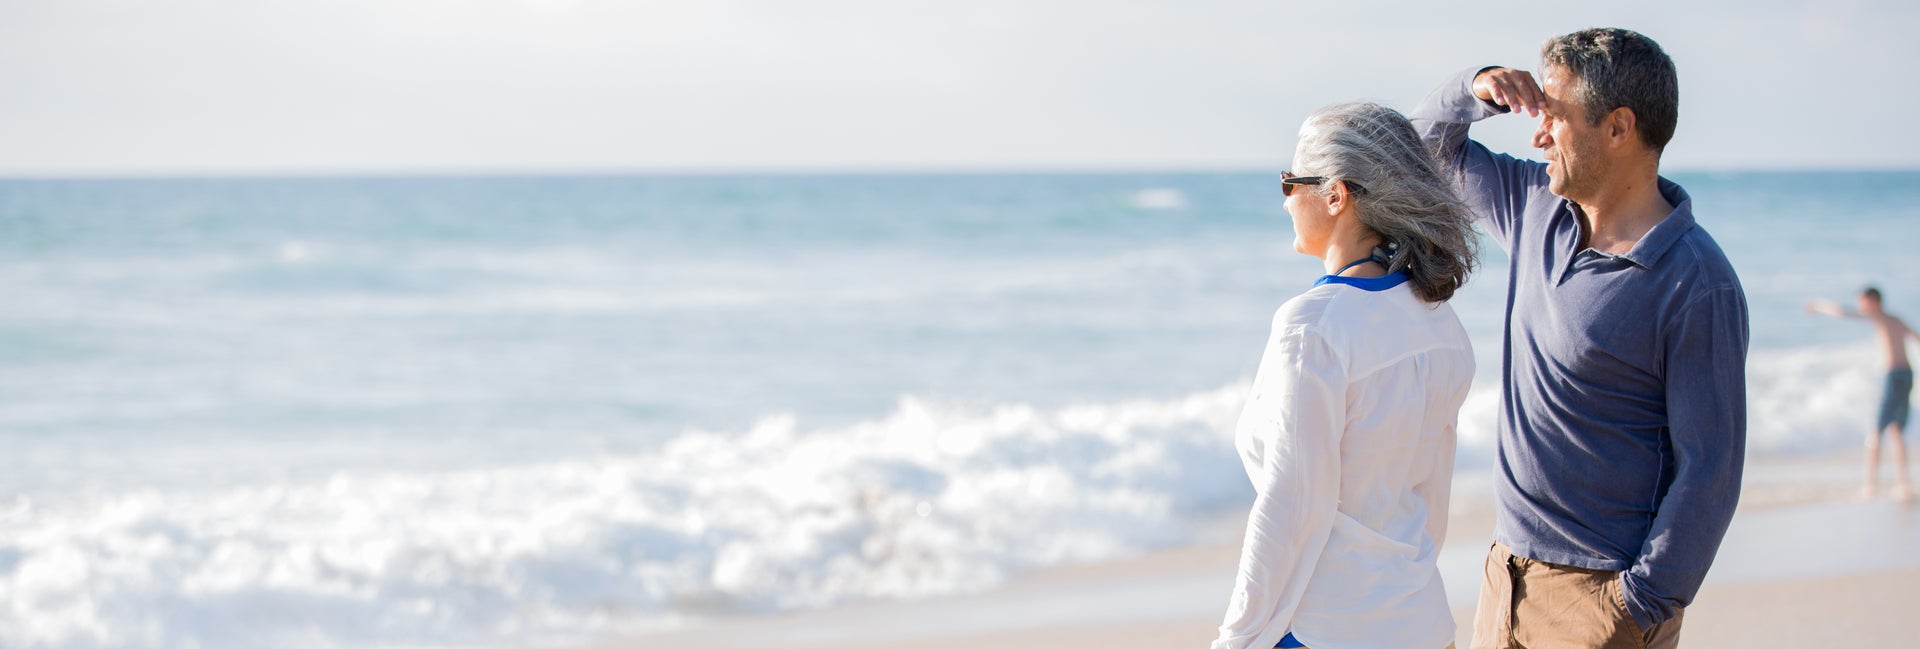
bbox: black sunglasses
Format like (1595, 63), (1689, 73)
(1281, 171), (1367, 197)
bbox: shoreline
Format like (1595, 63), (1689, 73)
(603, 450), (1920, 649)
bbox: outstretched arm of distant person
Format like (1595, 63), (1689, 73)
(1805, 299), (1861, 318)
(1407, 67), (1552, 251)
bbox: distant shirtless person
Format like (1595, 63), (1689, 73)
(1808, 287), (1918, 501)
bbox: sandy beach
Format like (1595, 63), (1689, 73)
(611, 452), (1920, 648)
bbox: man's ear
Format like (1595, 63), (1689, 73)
(1605, 107), (1638, 149)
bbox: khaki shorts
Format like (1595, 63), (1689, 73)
(1471, 542), (1684, 649)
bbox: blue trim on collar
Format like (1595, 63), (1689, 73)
(1313, 270), (1410, 291)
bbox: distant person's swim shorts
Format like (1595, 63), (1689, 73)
(1880, 368), (1913, 432)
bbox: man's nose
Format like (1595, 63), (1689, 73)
(1531, 124), (1552, 150)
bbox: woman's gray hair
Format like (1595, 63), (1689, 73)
(1294, 102), (1478, 303)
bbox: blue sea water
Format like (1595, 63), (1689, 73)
(0, 171), (1914, 648)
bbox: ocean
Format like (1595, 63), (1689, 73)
(1, 171), (1915, 648)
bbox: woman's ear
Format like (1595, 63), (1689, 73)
(1327, 182), (1350, 215)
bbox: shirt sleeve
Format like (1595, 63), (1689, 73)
(1212, 322), (1346, 649)
(1621, 285), (1750, 629)
(1407, 66), (1552, 252)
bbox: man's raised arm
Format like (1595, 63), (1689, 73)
(1408, 67), (1551, 247)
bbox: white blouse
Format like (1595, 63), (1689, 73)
(1212, 277), (1475, 649)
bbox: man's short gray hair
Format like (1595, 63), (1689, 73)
(1294, 102), (1478, 303)
(1542, 28), (1679, 154)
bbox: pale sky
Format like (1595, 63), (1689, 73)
(1, 0), (1913, 175)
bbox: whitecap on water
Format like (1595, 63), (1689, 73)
(1130, 188), (1188, 210)
(277, 240), (313, 263)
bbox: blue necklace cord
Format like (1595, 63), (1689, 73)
(1331, 257), (1382, 277)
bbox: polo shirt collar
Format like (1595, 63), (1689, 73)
(1614, 177), (1695, 268)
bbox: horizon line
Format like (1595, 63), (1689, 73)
(0, 164), (1916, 181)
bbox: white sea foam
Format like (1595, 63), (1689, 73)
(1746, 341), (1886, 453)
(0, 386), (1258, 649)
(0, 340), (1886, 649)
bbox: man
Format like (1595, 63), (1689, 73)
(1808, 287), (1918, 501)
(1410, 28), (1748, 649)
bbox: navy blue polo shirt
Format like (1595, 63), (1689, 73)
(1412, 68), (1750, 631)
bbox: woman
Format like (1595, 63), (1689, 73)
(1212, 103), (1478, 649)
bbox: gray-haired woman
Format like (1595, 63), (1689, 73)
(1212, 102), (1479, 649)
